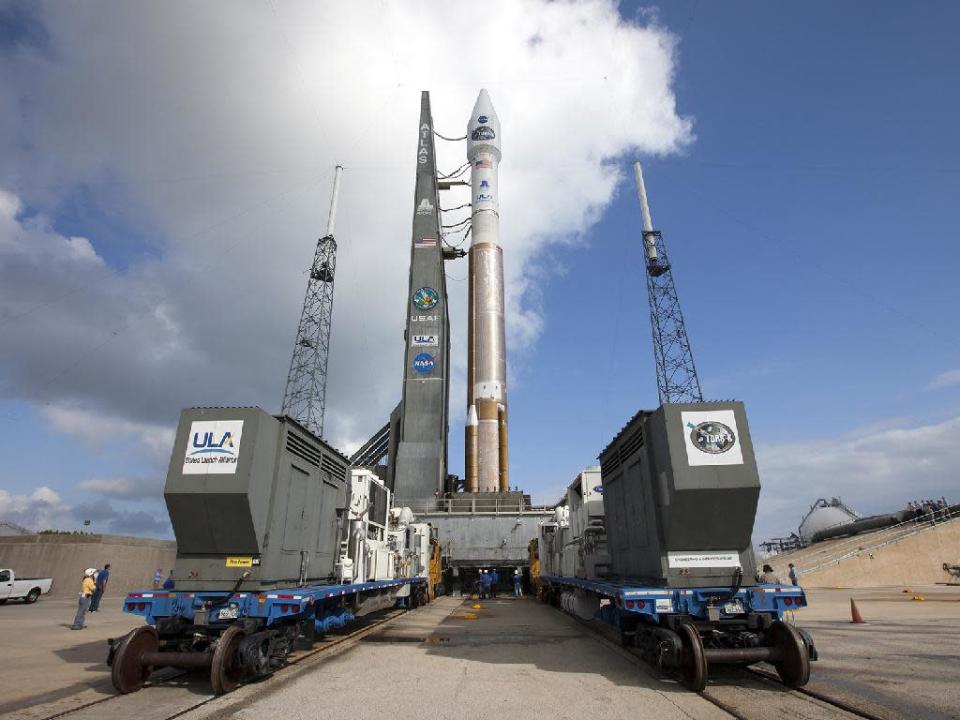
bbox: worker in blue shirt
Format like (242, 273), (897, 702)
(788, 563), (798, 586)
(489, 569), (499, 598)
(162, 570), (175, 590)
(88, 563), (110, 612)
(479, 570), (492, 600)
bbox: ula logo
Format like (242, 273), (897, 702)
(687, 421), (736, 455)
(189, 431), (236, 457)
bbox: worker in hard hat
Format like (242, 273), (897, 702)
(70, 568), (97, 630)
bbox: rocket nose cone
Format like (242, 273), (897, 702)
(468, 88), (501, 159)
(472, 89), (496, 118)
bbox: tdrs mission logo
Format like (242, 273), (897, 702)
(412, 287), (439, 310)
(680, 410), (744, 467)
(688, 421), (736, 455)
(182, 420), (244, 475)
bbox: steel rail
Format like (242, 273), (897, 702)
(549, 600), (883, 720)
(34, 608), (408, 720)
(745, 667), (888, 720)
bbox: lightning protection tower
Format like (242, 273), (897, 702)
(633, 161), (704, 405)
(281, 165), (343, 438)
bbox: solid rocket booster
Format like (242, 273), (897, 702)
(466, 89), (509, 494)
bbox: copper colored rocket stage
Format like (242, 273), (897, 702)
(465, 89), (508, 494)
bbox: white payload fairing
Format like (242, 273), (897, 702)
(465, 90), (509, 494)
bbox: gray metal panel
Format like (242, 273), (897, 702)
(599, 402), (759, 588)
(165, 407), (277, 556)
(164, 407), (348, 591)
(419, 512), (553, 567)
(393, 91), (450, 500)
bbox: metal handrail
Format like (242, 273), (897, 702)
(798, 508), (958, 576)
(393, 496), (554, 515)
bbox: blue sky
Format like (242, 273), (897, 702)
(508, 1), (960, 488)
(1, 1), (957, 543)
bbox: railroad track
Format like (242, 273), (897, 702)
(558, 606), (887, 720)
(27, 608), (408, 720)
(698, 666), (887, 720)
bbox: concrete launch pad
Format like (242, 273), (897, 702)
(4, 586), (959, 719)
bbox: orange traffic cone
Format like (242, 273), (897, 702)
(850, 598), (866, 624)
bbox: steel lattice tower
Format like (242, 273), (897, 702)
(281, 166), (343, 437)
(634, 162), (704, 405)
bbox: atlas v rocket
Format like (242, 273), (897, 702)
(465, 90), (509, 494)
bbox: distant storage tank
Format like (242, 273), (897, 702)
(798, 498), (859, 543)
(165, 407), (349, 591)
(599, 402), (759, 588)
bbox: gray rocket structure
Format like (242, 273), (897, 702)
(392, 91), (451, 500)
(465, 90), (509, 494)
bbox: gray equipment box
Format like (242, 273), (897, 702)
(599, 402), (759, 588)
(165, 407), (349, 591)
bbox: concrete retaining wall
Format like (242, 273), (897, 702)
(770, 518), (960, 587)
(0, 533), (176, 598)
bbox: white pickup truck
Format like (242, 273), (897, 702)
(0, 569), (53, 604)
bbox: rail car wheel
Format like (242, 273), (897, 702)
(211, 625), (246, 695)
(770, 621), (810, 688)
(678, 624), (708, 692)
(111, 626), (158, 694)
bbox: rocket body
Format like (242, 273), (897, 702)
(466, 90), (509, 493)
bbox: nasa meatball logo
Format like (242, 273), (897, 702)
(412, 353), (435, 374)
(471, 126), (496, 141)
(412, 287), (439, 310)
(688, 421), (736, 455)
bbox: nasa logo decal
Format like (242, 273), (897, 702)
(593, 485), (604, 494)
(478, 115), (488, 124)
(471, 126), (496, 141)
(412, 287), (439, 310)
(412, 353), (436, 374)
(687, 421), (736, 455)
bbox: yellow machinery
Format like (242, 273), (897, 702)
(428, 537), (443, 599)
(527, 538), (542, 598)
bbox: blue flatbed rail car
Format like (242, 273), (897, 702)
(109, 576), (430, 695)
(123, 576), (428, 629)
(540, 574), (807, 623)
(539, 574), (816, 691)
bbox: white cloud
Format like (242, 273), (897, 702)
(754, 415), (960, 542)
(0, 481), (169, 536)
(928, 369), (960, 390)
(41, 405), (175, 461)
(78, 477), (162, 500)
(71, 500), (171, 537)
(0, 486), (67, 531)
(0, 2), (692, 464)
